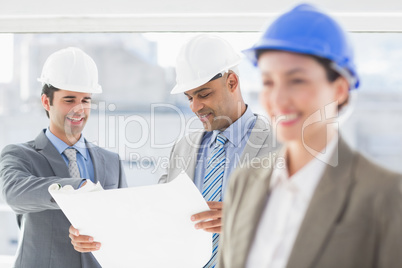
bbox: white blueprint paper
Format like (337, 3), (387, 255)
(48, 173), (212, 268)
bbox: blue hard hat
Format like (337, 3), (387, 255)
(244, 4), (359, 89)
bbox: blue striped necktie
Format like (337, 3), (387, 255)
(202, 133), (228, 268)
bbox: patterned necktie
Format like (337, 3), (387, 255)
(63, 148), (81, 178)
(202, 133), (228, 268)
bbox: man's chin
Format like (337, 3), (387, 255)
(202, 122), (214, 132)
(64, 126), (85, 140)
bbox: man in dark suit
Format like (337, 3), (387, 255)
(0, 47), (127, 268)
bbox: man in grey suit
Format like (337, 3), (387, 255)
(162, 34), (272, 268)
(0, 47), (127, 268)
(69, 35), (273, 268)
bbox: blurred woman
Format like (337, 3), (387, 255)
(218, 4), (402, 268)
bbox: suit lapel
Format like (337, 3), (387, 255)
(240, 115), (271, 161)
(286, 138), (356, 268)
(87, 141), (105, 184)
(34, 131), (70, 178)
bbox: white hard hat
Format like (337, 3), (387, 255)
(38, 47), (102, 93)
(171, 34), (242, 94)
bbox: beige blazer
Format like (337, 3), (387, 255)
(219, 138), (402, 268)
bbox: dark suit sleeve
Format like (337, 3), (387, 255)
(377, 178), (402, 267)
(0, 144), (82, 214)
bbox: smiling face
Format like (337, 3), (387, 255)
(41, 89), (92, 145)
(257, 51), (348, 146)
(184, 72), (243, 132)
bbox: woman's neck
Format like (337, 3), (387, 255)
(285, 128), (338, 177)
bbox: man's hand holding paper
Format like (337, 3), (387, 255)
(69, 226), (101, 252)
(191, 201), (223, 233)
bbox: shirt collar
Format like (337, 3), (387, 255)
(208, 105), (256, 148)
(45, 128), (88, 160)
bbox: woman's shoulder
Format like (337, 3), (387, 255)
(353, 149), (402, 193)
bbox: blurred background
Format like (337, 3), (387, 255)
(1, 0), (402, 266)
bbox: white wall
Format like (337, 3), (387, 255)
(1, 0), (402, 32)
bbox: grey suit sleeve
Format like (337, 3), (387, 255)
(0, 145), (82, 214)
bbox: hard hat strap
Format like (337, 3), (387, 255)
(209, 72), (223, 82)
(208, 70), (231, 82)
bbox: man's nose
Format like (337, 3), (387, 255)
(190, 98), (204, 113)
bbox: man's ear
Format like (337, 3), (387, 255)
(41, 94), (51, 112)
(226, 72), (239, 92)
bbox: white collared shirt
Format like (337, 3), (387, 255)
(246, 138), (338, 268)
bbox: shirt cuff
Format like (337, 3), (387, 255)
(77, 179), (87, 189)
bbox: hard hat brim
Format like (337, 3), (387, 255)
(170, 61), (241, 94)
(38, 78), (102, 94)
